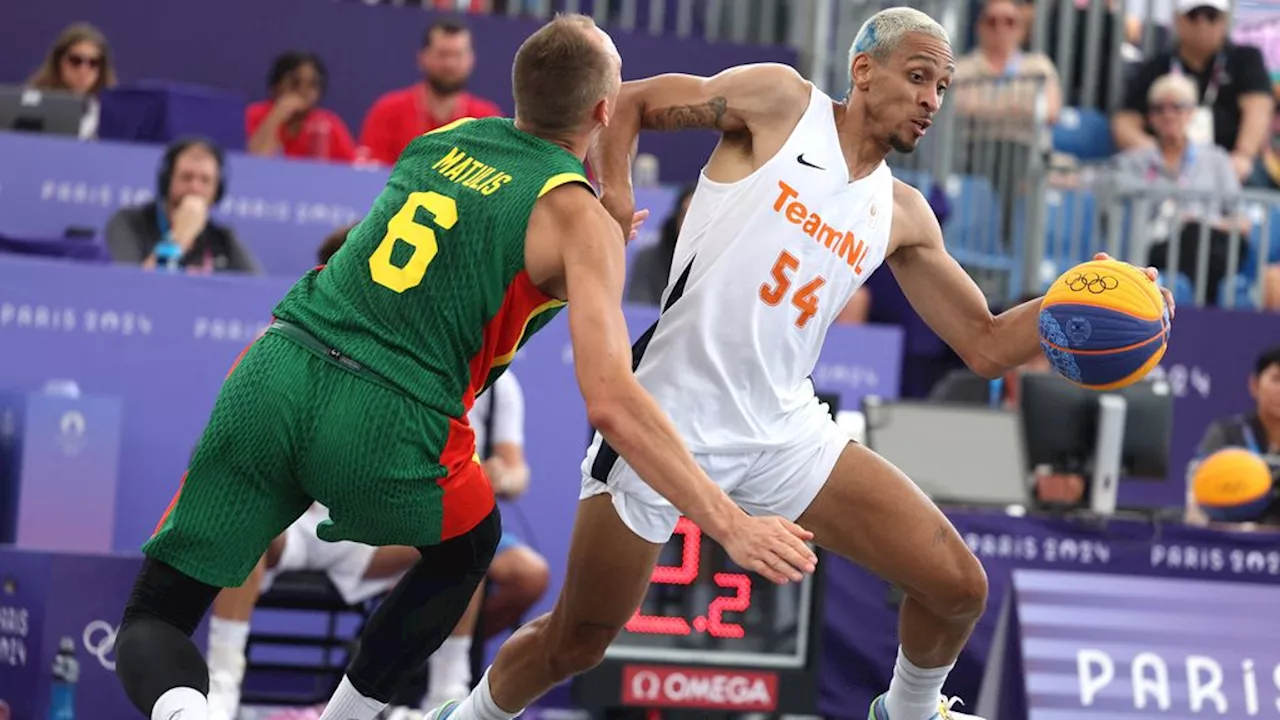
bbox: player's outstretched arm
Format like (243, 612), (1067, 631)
(886, 184), (1176, 379)
(885, 181), (1044, 379)
(529, 187), (817, 584)
(593, 64), (809, 232)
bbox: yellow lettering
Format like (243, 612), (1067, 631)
(444, 158), (472, 181)
(785, 201), (807, 225)
(457, 161), (486, 186)
(432, 147), (467, 173)
(817, 224), (841, 249)
(464, 166), (498, 190)
(480, 175), (513, 196)
(802, 213), (821, 237)
(774, 181), (799, 212)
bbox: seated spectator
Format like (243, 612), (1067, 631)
(26, 22), (117, 140)
(246, 52), (356, 163)
(1113, 0), (1274, 186)
(1185, 344), (1280, 527)
(1112, 72), (1250, 306)
(955, 0), (1061, 125)
(358, 18), (502, 166)
(104, 137), (261, 274)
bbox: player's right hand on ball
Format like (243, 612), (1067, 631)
(722, 515), (817, 584)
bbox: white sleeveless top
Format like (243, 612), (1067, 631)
(633, 86), (895, 453)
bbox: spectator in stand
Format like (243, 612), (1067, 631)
(105, 137), (260, 275)
(26, 22), (117, 140)
(1112, 73), (1257, 307)
(246, 52), (357, 163)
(956, 0), (1061, 123)
(358, 17), (502, 166)
(1113, 0), (1275, 186)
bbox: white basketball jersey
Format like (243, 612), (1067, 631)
(633, 86), (894, 453)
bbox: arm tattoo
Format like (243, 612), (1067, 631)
(641, 96), (729, 131)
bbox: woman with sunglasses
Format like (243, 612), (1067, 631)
(1113, 72), (1254, 307)
(26, 22), (117, 140)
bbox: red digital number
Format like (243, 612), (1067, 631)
(624, 519), (755, 639)
(624, 518), (700, 635)
(707, 573), (751, 638)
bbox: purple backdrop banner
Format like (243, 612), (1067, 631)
(0, 133), (680, 278)
(0, 0), (795, 182)
(1002, 569), (1280, 719)
(819, 510), (1280, 719)
(1142, 307), (1280, 508)
(0, 548), (208, 720)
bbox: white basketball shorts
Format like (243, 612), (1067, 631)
(258, 505), (401, 605)
(580, 417), (852, 544)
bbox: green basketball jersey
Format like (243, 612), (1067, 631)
(273, 117), (591, 418)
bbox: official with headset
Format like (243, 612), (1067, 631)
(104, 136), (261, 274)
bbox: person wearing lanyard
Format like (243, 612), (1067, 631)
(1186, 345), (1280, 527)
(1112, 72), (1247, 306)
(1113, 0), (1274, 186)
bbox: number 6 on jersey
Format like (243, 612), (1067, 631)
(369, 191), (459, 293)
(759, 251), (825, 329)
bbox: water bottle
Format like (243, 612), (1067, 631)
(49, 636), (78, 720)
(154, 239), (183, 273)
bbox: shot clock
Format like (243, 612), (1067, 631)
(602, 517), (818, 669)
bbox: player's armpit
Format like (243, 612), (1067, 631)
(885, 181), (1042, 378)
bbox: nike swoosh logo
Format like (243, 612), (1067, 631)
(797, 154), (825, 170)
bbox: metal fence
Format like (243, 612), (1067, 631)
(1040, 182), (1280, 309)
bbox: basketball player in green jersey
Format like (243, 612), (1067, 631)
(112, 14), (817, 720)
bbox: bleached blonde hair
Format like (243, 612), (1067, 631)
(849, 7), (951, 82)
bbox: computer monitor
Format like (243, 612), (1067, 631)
(1114, 379), (1174, 479)
(1019, 373), (1097, 475)
(863, 398), (1028, 507)
(0, 86), (86, 137)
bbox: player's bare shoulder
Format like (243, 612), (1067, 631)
(525, 183), (622, 300)
(886, 178), (944, 261)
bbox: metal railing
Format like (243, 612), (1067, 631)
(1039, 180), (1279, 309)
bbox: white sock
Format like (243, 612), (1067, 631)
(884, 646), (953, 720)
(425, 636), (473, 705)
(450, 668), (521, 720)
(317, 676), (387, 720)
(151, 686), (208, 720)
(207, 617), (250, 676)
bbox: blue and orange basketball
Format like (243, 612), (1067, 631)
(1038, 259), (1170, 391)
(1193, 448), (1274, 523)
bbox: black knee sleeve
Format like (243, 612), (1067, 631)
(116, 558), (221, 714)
(347, 508), (501, 702)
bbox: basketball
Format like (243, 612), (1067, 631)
(1038, 259), (1170, 390)
(1193, 448), (1275, 523)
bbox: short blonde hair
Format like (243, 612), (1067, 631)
(1147, 73), (1198, 106)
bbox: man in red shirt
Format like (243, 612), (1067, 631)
(358, 18), (502, 166)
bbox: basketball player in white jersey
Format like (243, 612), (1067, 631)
(435, 8), (1174, 720)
